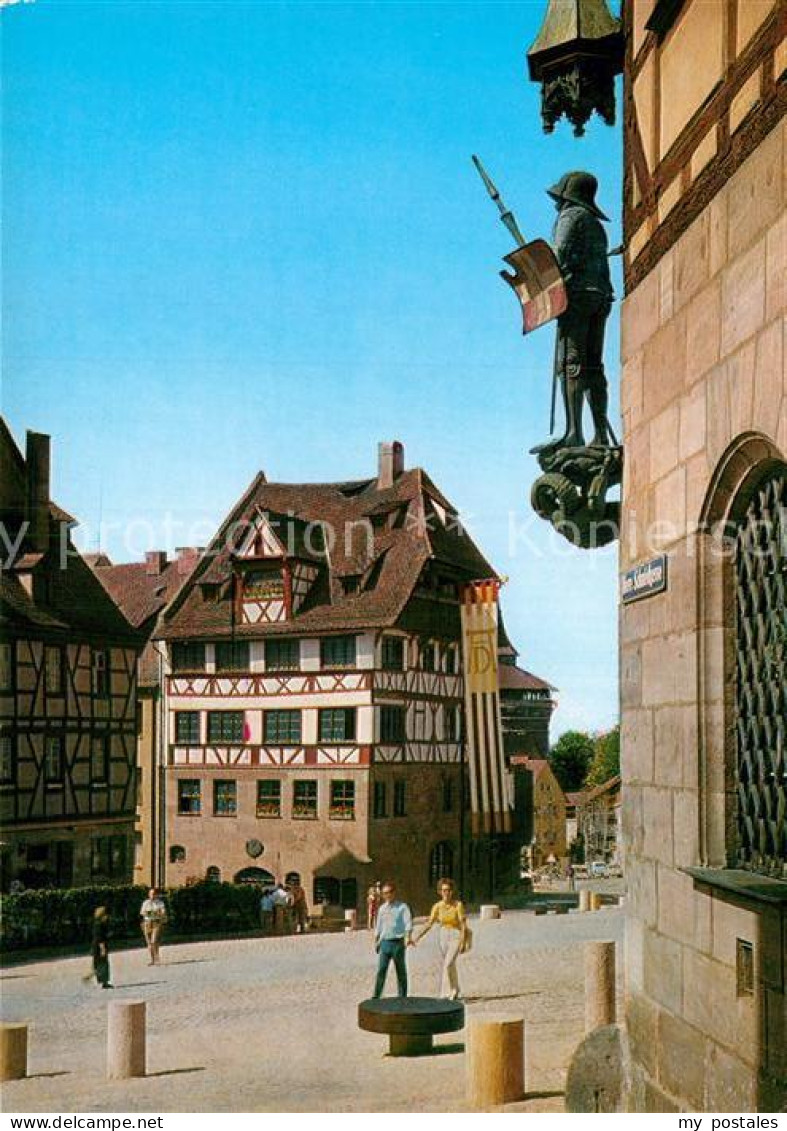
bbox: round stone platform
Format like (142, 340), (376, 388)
(358, 996), (465, 1056)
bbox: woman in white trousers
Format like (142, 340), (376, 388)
(412, 878), (468, 1000)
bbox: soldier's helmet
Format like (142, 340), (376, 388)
(547, 171), (609, 221)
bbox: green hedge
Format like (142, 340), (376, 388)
(0, 882), (262, 953)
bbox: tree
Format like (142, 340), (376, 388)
(549, 730), (595, 792)
(585, 726), (621, 789)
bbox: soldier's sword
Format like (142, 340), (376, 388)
(472, 155), (526, 248)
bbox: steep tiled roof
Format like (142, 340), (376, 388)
(92, 559), (191, 631)
(498, 663), (556, 693)
(161, 467), (497, 640)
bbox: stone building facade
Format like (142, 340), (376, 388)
(0, 420), (141, 890)
(511, 756), (567, 867)
(620, 0), (786, 1111)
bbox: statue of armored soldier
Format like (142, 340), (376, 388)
(541, 171), (615, 451)
(473, 159), (622, 549)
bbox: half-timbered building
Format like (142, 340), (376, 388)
(157, 442), (541, 911)
(89, 548), (200, 887)
(0, 419), (141, 890)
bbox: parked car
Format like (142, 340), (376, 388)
(589, 861), (609, 878)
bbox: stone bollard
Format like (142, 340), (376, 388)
(344, 909), (357, 931)
(0, 1023), (28, 1082)
(578, 889), (591, 912)
(584, 941), (616, 1032)
(467, 1016), (525, 1108)
(107, 1001), (146, 1080)
(479, 904), (502, 921)
(589, 892), (602, 911)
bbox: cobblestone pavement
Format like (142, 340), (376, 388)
(1, 907), (623, 1113)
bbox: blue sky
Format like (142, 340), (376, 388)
(3, 0), (623, 736)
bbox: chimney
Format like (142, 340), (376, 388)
(175, 546), (202, 576)
(26, 431), (51, 554)
(377, 441), (405, 490)
(145, 550), (168, 576)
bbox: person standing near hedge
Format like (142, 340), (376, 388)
(91, 906), (112, 989)
(140, 887), (168, 965)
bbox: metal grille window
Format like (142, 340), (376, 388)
(256, 779), (281, 818)
(264, 710), (301, 744)
(175, 711), (200, 744)
(319, 708), (356, 743)
(207, 711), (245, 743)
(177, 779), (201, 815)
(213, 780), (237, 817)
(320, 635), (357, 668)
(264, 638), (300, 671)
(734, 471), (787, 877)
(215, 641), (250, 672)
(171, 642), (206, 672)
(293, 779), (318, 819)
(380, 706), (406, 743)
(330, 779), (356, 820)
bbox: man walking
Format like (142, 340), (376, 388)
(372, 880), (413, 998)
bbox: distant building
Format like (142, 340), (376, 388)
(511, 756), (567, 867)
(0, 420), (141, 890)
(564, 791), (583, 854)
(90, 548), (200, 887)
(154, 441), (520, 912)
(576, 775), (621, 867)
(498, 643), (556, 760)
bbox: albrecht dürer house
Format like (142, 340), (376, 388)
(620, 0), (786, 1112)
(0, 419), (141, 890)
(153, 442), (543, 911)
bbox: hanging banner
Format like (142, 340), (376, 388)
(459, 579), (512, 837)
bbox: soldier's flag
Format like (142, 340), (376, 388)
(460, 579), (512, 837)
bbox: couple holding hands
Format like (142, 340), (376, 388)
(373, 877), (471, 1001)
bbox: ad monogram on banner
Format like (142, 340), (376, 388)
(459, 579), (512, 837)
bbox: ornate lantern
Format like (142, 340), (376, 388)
(527, 0), (624, 137)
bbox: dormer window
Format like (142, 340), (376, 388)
(243, 569), (285, 601)
(341, 576), (360, 595)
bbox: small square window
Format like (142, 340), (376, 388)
(264, 710), (301, 744)
(264, 638), (300, 671)
(215, 641), (250, 672)
(293, 779), (318, 819)
(177, 779), (201, 815)
(213, 780), (237, 816)
(319, 708), (356, 743)
(207, 711), (245, 743)
(256, 779), (281, 818)
(320, 636), (357, 669)
(171, 643), (206, 672)
(381, 636), (405, 671)
(736, 939), (754, 997)
(175, 711), (200, 744)
(330, 779), (355, 820)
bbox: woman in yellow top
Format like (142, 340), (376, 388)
(412, 877), (467, 1000)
